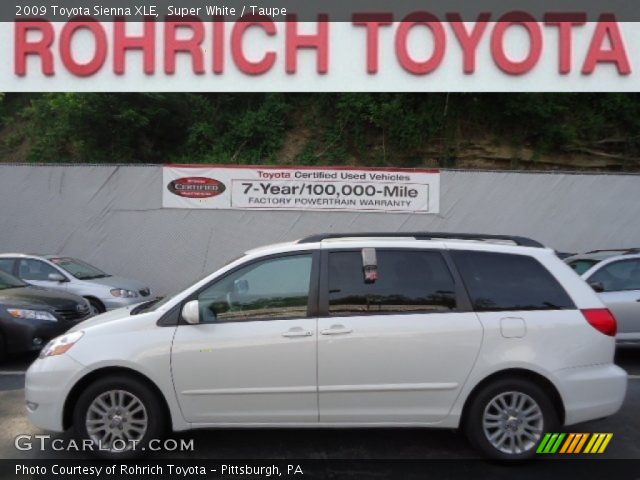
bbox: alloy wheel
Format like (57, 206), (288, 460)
(482, 390), (544, 455)
(85, 389), (148, 452)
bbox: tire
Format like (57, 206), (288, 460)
(464, 378), (559, 460)
(0, 331), (6, 363)
(73, 374), (167, 459)
(86, 298), (105, 316)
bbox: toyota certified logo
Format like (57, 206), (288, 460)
(167, 177), (226, 199)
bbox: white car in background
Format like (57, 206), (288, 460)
(25, 233), (626, 460)
(566, 249), (640, 346)
(0, 254), (152, 315)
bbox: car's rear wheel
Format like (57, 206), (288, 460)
(0, 331), (6, 363)
(73, 375), (167, 458)
(464, 378), (559, 460)
(86, 298), (105, 316)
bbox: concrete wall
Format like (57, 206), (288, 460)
(0, 164), (639, 294)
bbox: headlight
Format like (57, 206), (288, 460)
(7, 309), (57, 322)
(110, 288), (138, 298)
(39, 331), (84, 359)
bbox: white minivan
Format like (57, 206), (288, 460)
(25, 233), (627, 459)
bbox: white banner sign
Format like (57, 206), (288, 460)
(163, 165), (440, 214)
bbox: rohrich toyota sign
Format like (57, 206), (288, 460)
(5, 14), (640, 91)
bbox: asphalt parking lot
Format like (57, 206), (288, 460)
(0, 351), (638, 460)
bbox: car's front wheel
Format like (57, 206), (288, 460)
(464, 378), (559, 460)
(73, 374), (167, 458)
(0, 331), (5, 363)
(86, 298), (105, 316)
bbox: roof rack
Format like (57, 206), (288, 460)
(585, 248), (640, 254)
(297, 232), (545, 248)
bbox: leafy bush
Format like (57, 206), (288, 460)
(0, 93), (638, 168)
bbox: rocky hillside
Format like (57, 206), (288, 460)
(1, 93), (639, 171)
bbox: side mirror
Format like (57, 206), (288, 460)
(589, 281), (605, 293)
(361, 248), (378, 284)
(181, 300), (201, 325)
(233, 279), (249, 294)
(48, 273), (67, 282)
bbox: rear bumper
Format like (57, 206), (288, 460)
(555, 363), (627, 426)
(616, 333), (640, 347)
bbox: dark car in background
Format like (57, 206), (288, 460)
(0, 270), (91, 361)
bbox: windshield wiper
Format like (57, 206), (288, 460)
(79, 274), (111, 280)
(130, 297), (164, 315)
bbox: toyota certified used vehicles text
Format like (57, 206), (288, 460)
(0, 270), (90, 360)
(0, 254), (151, 315)
(25, 233), (627, 459)
(566, 249), (640, 346)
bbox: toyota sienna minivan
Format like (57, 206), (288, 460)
(25, 233), (627, 459)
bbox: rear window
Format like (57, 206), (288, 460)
(451, 251), (575, 312)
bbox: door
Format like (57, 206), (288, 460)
(317, 249), (482, 424)
(171, 252), (319, 424)
(17, 258), (69, 291)
(587, 258), (640, 338)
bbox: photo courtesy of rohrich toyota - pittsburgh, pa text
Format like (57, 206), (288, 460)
(0, 0), (639, 478)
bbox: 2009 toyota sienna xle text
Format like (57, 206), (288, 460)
(25, 233), (627, 460)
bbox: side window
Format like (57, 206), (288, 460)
(197, 254), (313, 323)
(0, 259), (14, 275)
(328, 250), (457, 316)
(18, 259), (60, 281)
(568, 259), (598, 275)
(451, 251), (575, 312)
(588, 259), (640, 292)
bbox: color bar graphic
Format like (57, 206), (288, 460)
(537, 433), (613, 454)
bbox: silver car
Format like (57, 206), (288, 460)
(566, 250), (640, 346)
(0, 254), (151, 315)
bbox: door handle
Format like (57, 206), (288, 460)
(282, 328), (313, 338)
(320, 325), (353, 336)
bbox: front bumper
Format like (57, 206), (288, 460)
(25, 354), (86, 432)
(1, 317), (81, 354)
(555, 363), (627, 426)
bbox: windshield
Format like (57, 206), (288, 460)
(568, 259), (599, 275)
(0, 270), (27, 290)
(49, 257), (111, 280)
(132, 255), (248, 315)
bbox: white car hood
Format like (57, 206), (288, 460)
(85, 275), (149, 291)
(69, 305), (135, 332)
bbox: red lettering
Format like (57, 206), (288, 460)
(544, 13), (586, 74)
(582, 14), (631, 75)
(114, 18), (156, 75)
(491, 12), (543, 75)
(212, 18), (224, 74)
(14, 21), (54, 76)
(60, 18), (107, 77)
(395, 12), (446, 75)
(352, 13), (393, 74)
(231, 16), (276, 75)
(164, 17), (205, 75)
(285, 15), (329, 74)
(447, 13), (491, 74)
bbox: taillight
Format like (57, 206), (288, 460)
(581, 309), (617, 336)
